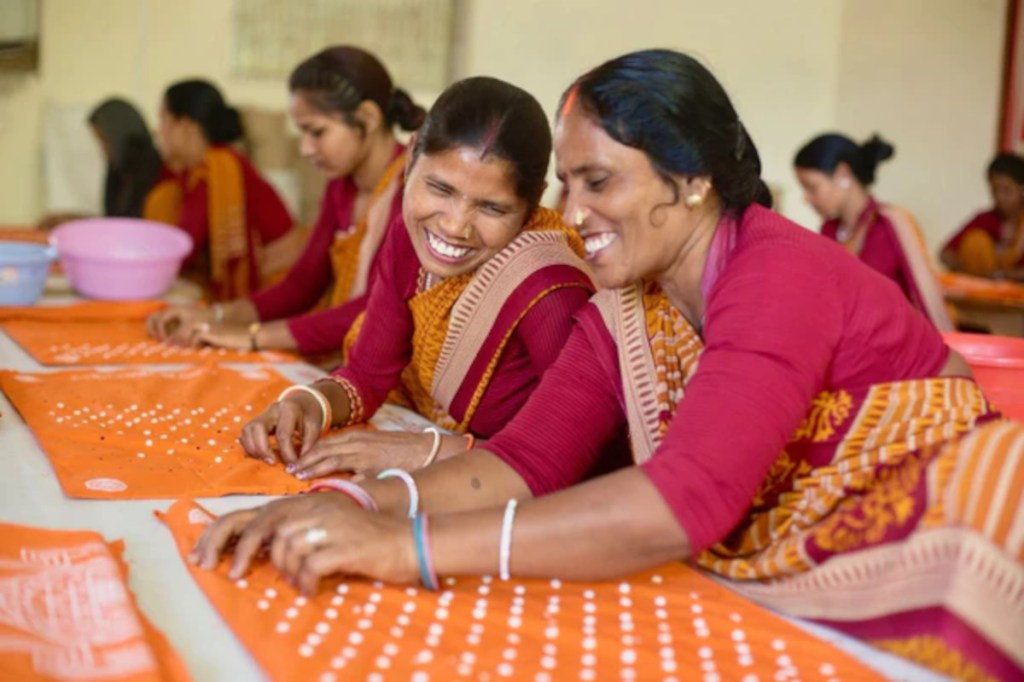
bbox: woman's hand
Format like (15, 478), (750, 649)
(239, 393), (325, 466)
(194, 323), (253, 351)
(271, 502), (417, 594)
(189, 491), (418, 594)
(189, 492), (351, 577)
(146, 306), (213, 345)
(290, 430), (436, 480)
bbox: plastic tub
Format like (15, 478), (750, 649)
(943, 332), (1024, 421)
(51, 218), (193, 301)
(0, 242), (57, 305)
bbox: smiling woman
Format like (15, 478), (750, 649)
(196, 50), (1022, 682)
(235, 76), (596, 479)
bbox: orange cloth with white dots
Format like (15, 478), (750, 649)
(158, 499), (883, 682)
(0, 301), (291, 366)
(0, 521), (190, 681)
(0, 364), (307, 499)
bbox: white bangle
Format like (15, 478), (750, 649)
(376, 468), (419, 518)
(422, 427), (443, 468)
(499, 498), (518, 581)
(212, 303), (225, 323)
(277, 385), (331, 433)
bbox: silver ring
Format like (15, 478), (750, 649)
(303, 527), (328, 547)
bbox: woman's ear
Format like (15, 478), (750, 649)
(354, 100), (384, 136)
(834, 162), (855, 189)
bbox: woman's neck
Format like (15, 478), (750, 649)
(838, 186), (870, 232)
(657, 200), (723, 330)
(179, 137), (210, 171)
(352, 131), (398, 193)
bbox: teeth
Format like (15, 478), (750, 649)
(426, 231), (472, 259)
(584, 232), (616, 255)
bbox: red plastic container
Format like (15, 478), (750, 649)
(942, 332), (1024, 421)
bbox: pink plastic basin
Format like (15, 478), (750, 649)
(51, 218), (193, 301)
(943, 332), (1024, 421)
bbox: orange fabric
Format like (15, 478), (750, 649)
(939, 271), (1024, 305)
(0, 228), (50, 244)
(328, 152), (408, 306)
(143, 179), (183, 227)
(0, 364), (308, 498)
(0, 301), (292, 365)
(0, 300), (167, 323)
(159, 498), (884, 682)
(0, 521), (190, 681)
(144, 150), (255, 300)
(403, 208), (586, 431)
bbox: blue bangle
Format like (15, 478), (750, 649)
(413, 513), (439, 590)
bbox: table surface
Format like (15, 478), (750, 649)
(0, 290), (948, 682)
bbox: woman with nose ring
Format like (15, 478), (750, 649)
(234, 76), (595, 479)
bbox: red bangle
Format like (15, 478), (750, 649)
(321, 375), (365, 425)
(464, 433), (476, 451)
(307, 479), (379, 511)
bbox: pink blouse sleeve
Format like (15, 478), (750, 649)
(328, 217), (416, 419)
(485, 304), (627, 493)
(641, 248), (843, 553)
(250, 181), (350, 322)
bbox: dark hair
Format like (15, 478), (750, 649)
(558, 49), (771, 213)
(411, 76), (552, 209)
(988, 153), (1024, 186)
(794, 133), (894, 186)
(289, 46), (425, 133)
(163, 79), (243, 145)
(87, 97), (163, 217)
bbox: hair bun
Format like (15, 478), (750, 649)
(211, 105), (244, 144)
(861, 134), (894, 164)
(387, 88), (426, 131)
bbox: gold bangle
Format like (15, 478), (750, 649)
(248, 322), (262, 352)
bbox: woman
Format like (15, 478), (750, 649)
(194, 51), (1023, 681)
(795, 133), (953, 330)
(235, 75), (595, 477)
(37, 98), (163, 229)
(148, 47), (424, 355)
(942, 153), (1024, 280)
(144, 79), (302, 300)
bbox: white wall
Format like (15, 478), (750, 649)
(833, 0), (1006, 249)
(0, 0), (1007, 252)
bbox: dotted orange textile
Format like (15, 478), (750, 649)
(0, 521), (190, 681)
(0, 301), (291, 366)
(0, 364), (306, 499)
(159, 499), (884, 682)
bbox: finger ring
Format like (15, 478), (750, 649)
(304, 527), (328, 547)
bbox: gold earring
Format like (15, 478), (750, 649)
(685, 194), (703, 208)
(573, 209), (587, 226)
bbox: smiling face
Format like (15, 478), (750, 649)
(289, 91), (370, 179)
(554, 105), (694, 290)
(403, 145), (530, 278)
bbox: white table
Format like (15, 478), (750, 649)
(0, 293), (948, 681)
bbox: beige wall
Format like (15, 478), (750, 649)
(833, 0), (1006, 249)
(0, 0), (1007, 252)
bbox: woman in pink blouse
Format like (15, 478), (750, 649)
(794, 133), (952, 330)
(194, 50), (1023, 681)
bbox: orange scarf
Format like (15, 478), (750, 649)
(144, 147), (252, 300)
(328, 152), (408, 305)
